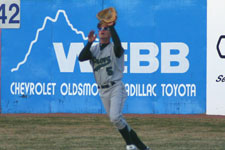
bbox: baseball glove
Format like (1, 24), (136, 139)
(97, 7), (117, 24)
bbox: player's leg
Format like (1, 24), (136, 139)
(99, 90), (110, 114)
(129, 129), (150, 150)
(110, 82), (149, 150)
(100, 83), (135, 149)
(109, 82), (136, 148)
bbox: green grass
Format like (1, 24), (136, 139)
(0, 114), (225, 150)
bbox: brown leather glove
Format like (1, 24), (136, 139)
(97, 7), (117, 25)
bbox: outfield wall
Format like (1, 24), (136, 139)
(0, 0), (208, 114)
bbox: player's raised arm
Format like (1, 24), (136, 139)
(78, 30), (96, 61)
(108, 23), (124, 58)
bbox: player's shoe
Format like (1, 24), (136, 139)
(126, 144), (137, 150)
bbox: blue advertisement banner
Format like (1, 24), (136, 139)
(1, 0), (206, 114)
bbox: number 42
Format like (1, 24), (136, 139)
(0, 3), (20, 24)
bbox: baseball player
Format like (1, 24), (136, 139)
(78, 21), (150, 150)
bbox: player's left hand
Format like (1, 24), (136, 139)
(88, 30), (97, 42)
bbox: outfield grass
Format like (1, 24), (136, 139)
(0, 114), (225, 150)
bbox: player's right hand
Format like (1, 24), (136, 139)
(88, 30), (97, 43)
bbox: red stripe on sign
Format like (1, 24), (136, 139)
(0, 29), (1, 113)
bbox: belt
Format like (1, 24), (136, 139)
(98, 81), (116, 89)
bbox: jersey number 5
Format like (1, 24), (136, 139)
(106, 67), (113, 76)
